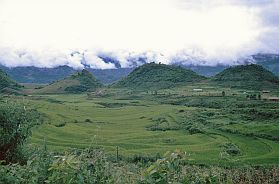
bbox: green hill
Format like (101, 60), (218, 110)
(0, 69), (21, 93)
(36, 69), (103, 94)
(113, 63), (206, 90)
(211, 64), (279, 90)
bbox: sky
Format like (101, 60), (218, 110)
(0, 0), (278, 69)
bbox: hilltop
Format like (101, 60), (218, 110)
(35, 69), (103, 94)
(0, 69), (21, 94)
(211, 64), (279, 90)
(114, 62), (206, 90)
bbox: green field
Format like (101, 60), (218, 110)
(18, 85), (279, 166)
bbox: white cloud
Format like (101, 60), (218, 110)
(84, 51), (116, 69)
(0, 0), (278, 68)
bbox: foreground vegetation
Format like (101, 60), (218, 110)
(0, 102), (278, 183)
(1, 63), (279, 183)
(19, 86), (278, 165)
(1, 146), (278, 184)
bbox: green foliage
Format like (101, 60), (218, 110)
(1, 62), (279, 183)
(47, 149), (114, 184)
(54, 122), (66, 127)
(114, 63), (206, 90)
(37, 69), (103, 94)
(64, 85), (89, 93)
(221, 143), (241, 156)
(0, 145), (52, 184)
(0, 103), (41, 163)
(24, 91), (279, 165)
(0, 69), (21, 92)
(68, 69), (103, 92)
(140, 150), (187, 184)
(211, 64), (279, 90)
(1, 147), (279, 184)
(0, 148), (115, 184)
(188, 127), (204, 134)
(146, 117), (180, 131)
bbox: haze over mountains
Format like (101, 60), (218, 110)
(0, 53), (278, 84)
(1, 61), (279, 95)
(1, 0), (279, 85)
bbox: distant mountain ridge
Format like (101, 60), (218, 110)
(0, 65), (76, 84)
(114, 62), (206, 89)
(0, 65), (133, 84)
(0, 53), (278, 84)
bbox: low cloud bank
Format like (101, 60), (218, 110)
(0, 47), (276, 69)
(0, 0), (278, 69)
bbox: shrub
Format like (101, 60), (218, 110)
(128, 153), (161, 163)
(47, 149), (114, 184)
(0, 144), (51, 184)
(222, 143), (241, 156)
(85, 118), (92, 123)
(189, 127), (204, 134)
(54, 122), (66, 127)
(0, 103), (41, 163)
(139, 150), (187, 183)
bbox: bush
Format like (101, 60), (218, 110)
(0, 103), (41, 163)
(0, 147), (278, 183)
(0, 144), (51, 184)
(128, 154), (160, 163)
(54, 122), (66, 127)
(139, 150), (187, 183)
(85, 118), (92, 123)
(189, 127), (204, 134)
(47, 149), (114, 184)
(222, 143), (241, 156)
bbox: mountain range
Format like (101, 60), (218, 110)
(0, 53), (278, 85)
(1, 62), (279, 94)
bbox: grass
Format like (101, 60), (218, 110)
(14, 85), (278, 166)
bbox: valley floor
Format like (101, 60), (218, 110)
(17, 86), (279, 166)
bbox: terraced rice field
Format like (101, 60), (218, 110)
(25, 92), (279, 166)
